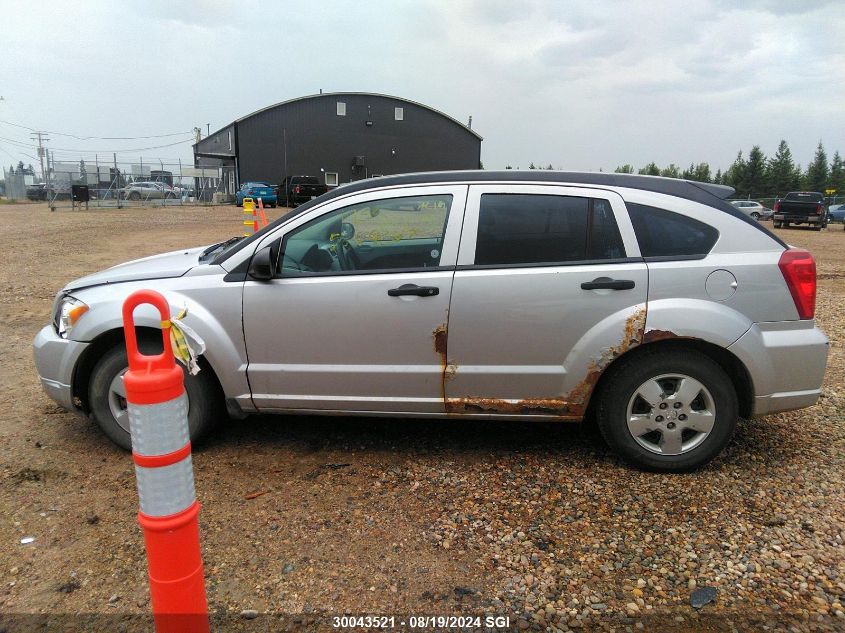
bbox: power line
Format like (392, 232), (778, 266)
(0, 118), (193, 140)
(0, 133), (195, 154)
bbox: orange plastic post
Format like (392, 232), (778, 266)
(257, 197), (268, 227)
(122, 289), (209, 633)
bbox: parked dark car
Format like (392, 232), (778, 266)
(773, 192), (828, 230)
(281, 175), (328, 207)
(26, 183), (51, 201)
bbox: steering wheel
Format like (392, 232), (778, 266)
(335, 238), (361, 270)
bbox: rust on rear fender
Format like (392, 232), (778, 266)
(642, 328), (680, 344)
(444, 307), (646, 418)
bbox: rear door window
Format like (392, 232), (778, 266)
(626, 202), (718, 258)
(474, 194), (626, 266)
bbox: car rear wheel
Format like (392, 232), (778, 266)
(88, 342), (222, 451)
(751, 212), (760, 220)
(128, 191), (141, 201)
(596, 348), (738, 472)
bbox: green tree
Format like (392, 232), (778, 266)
(725, 151), (747, 196)
(713, 168), (723, 185)
(17, 160), (24, 173)
(546, 163), (554, 170)
(806, 141), (829, 192)
(744, 146), (767, 197)
(692, 162), (712, 183)
(791, 164), (804, 190)
(528, 162), (536, 170)
(638, 162), (660, 176)
(829, 151), (844, 195)
(505, 165), (513, 170)
(660, 164), (681, 178)
(614, 164), (634, 174)
(766, 140), (796, 196)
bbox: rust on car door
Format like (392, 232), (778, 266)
(442, 307), (647, 418)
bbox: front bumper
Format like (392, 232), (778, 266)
(728, 321), (829, 416)
(32, 325), (89, 412)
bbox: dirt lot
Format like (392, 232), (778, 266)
(0, 202), (843, 632)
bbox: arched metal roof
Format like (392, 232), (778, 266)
(233, 92), (483, 141)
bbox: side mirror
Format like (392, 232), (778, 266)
(248, 246), (274, 280)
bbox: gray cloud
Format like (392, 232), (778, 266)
(0, 0), (842, 174)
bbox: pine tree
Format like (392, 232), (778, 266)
(766, 140), (796, 197)
(614, 165), (634, 174)
(788, 165), (800, 191)
(546, 163), (554, 170)
(17, 161), (24, 173)
(713, 168), (722, 185)
(806, 141), (829, 192)
(638, 162), (660, 176)
(829, 151), (845, 195)
(528, 162), (536, 170)
(505, 165), (512, 170)
(745, 146), (767, 197)
(725, 151), (747, 196)
(692, 163), (711, 183)
(660, 164), (680, 178)
(680, 163), (695, 180)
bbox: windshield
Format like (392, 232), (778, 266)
(784, 192), (823, 202)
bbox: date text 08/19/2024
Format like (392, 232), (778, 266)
(331, 615), (512, 629)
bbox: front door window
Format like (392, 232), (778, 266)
(278, 194), (453, 276)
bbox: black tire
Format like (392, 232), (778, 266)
(751, 212), (760, 220)
(596, 348), (738, 472)
(88, 343), (222, 451)
(128, 191), (141, 201)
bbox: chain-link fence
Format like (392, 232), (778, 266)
(3, 158), (236, 208)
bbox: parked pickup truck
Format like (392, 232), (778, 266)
(281, 175), (328, 207)
(773, 191), (828, 230)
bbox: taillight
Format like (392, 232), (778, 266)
(778, 249), (816, 319)
(815, 204), (822, 215)
(773, 200), (780, 212)
(294, 185), (301, 194)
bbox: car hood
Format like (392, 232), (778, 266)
(64, 246), (206, 292)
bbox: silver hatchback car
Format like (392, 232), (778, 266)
(34, 172), (828, 471)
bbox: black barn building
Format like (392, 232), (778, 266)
(194, 92), (482, 195)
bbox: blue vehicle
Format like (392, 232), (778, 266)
(236, 181), (278, 207)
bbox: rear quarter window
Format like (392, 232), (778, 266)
(626, 202), (719, 259)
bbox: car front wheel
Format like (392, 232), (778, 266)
(88, 343), (221, 451)
(596, 348), (738, 472)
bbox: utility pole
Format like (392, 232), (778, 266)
(30, 131), (50, 181)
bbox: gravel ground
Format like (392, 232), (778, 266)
(0, 203), (843, 632)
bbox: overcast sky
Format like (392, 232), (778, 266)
(1, 0), (843, 174)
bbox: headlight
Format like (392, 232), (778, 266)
(56, 296), (89, 339)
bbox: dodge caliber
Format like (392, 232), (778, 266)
(34, 172), (829, 471)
